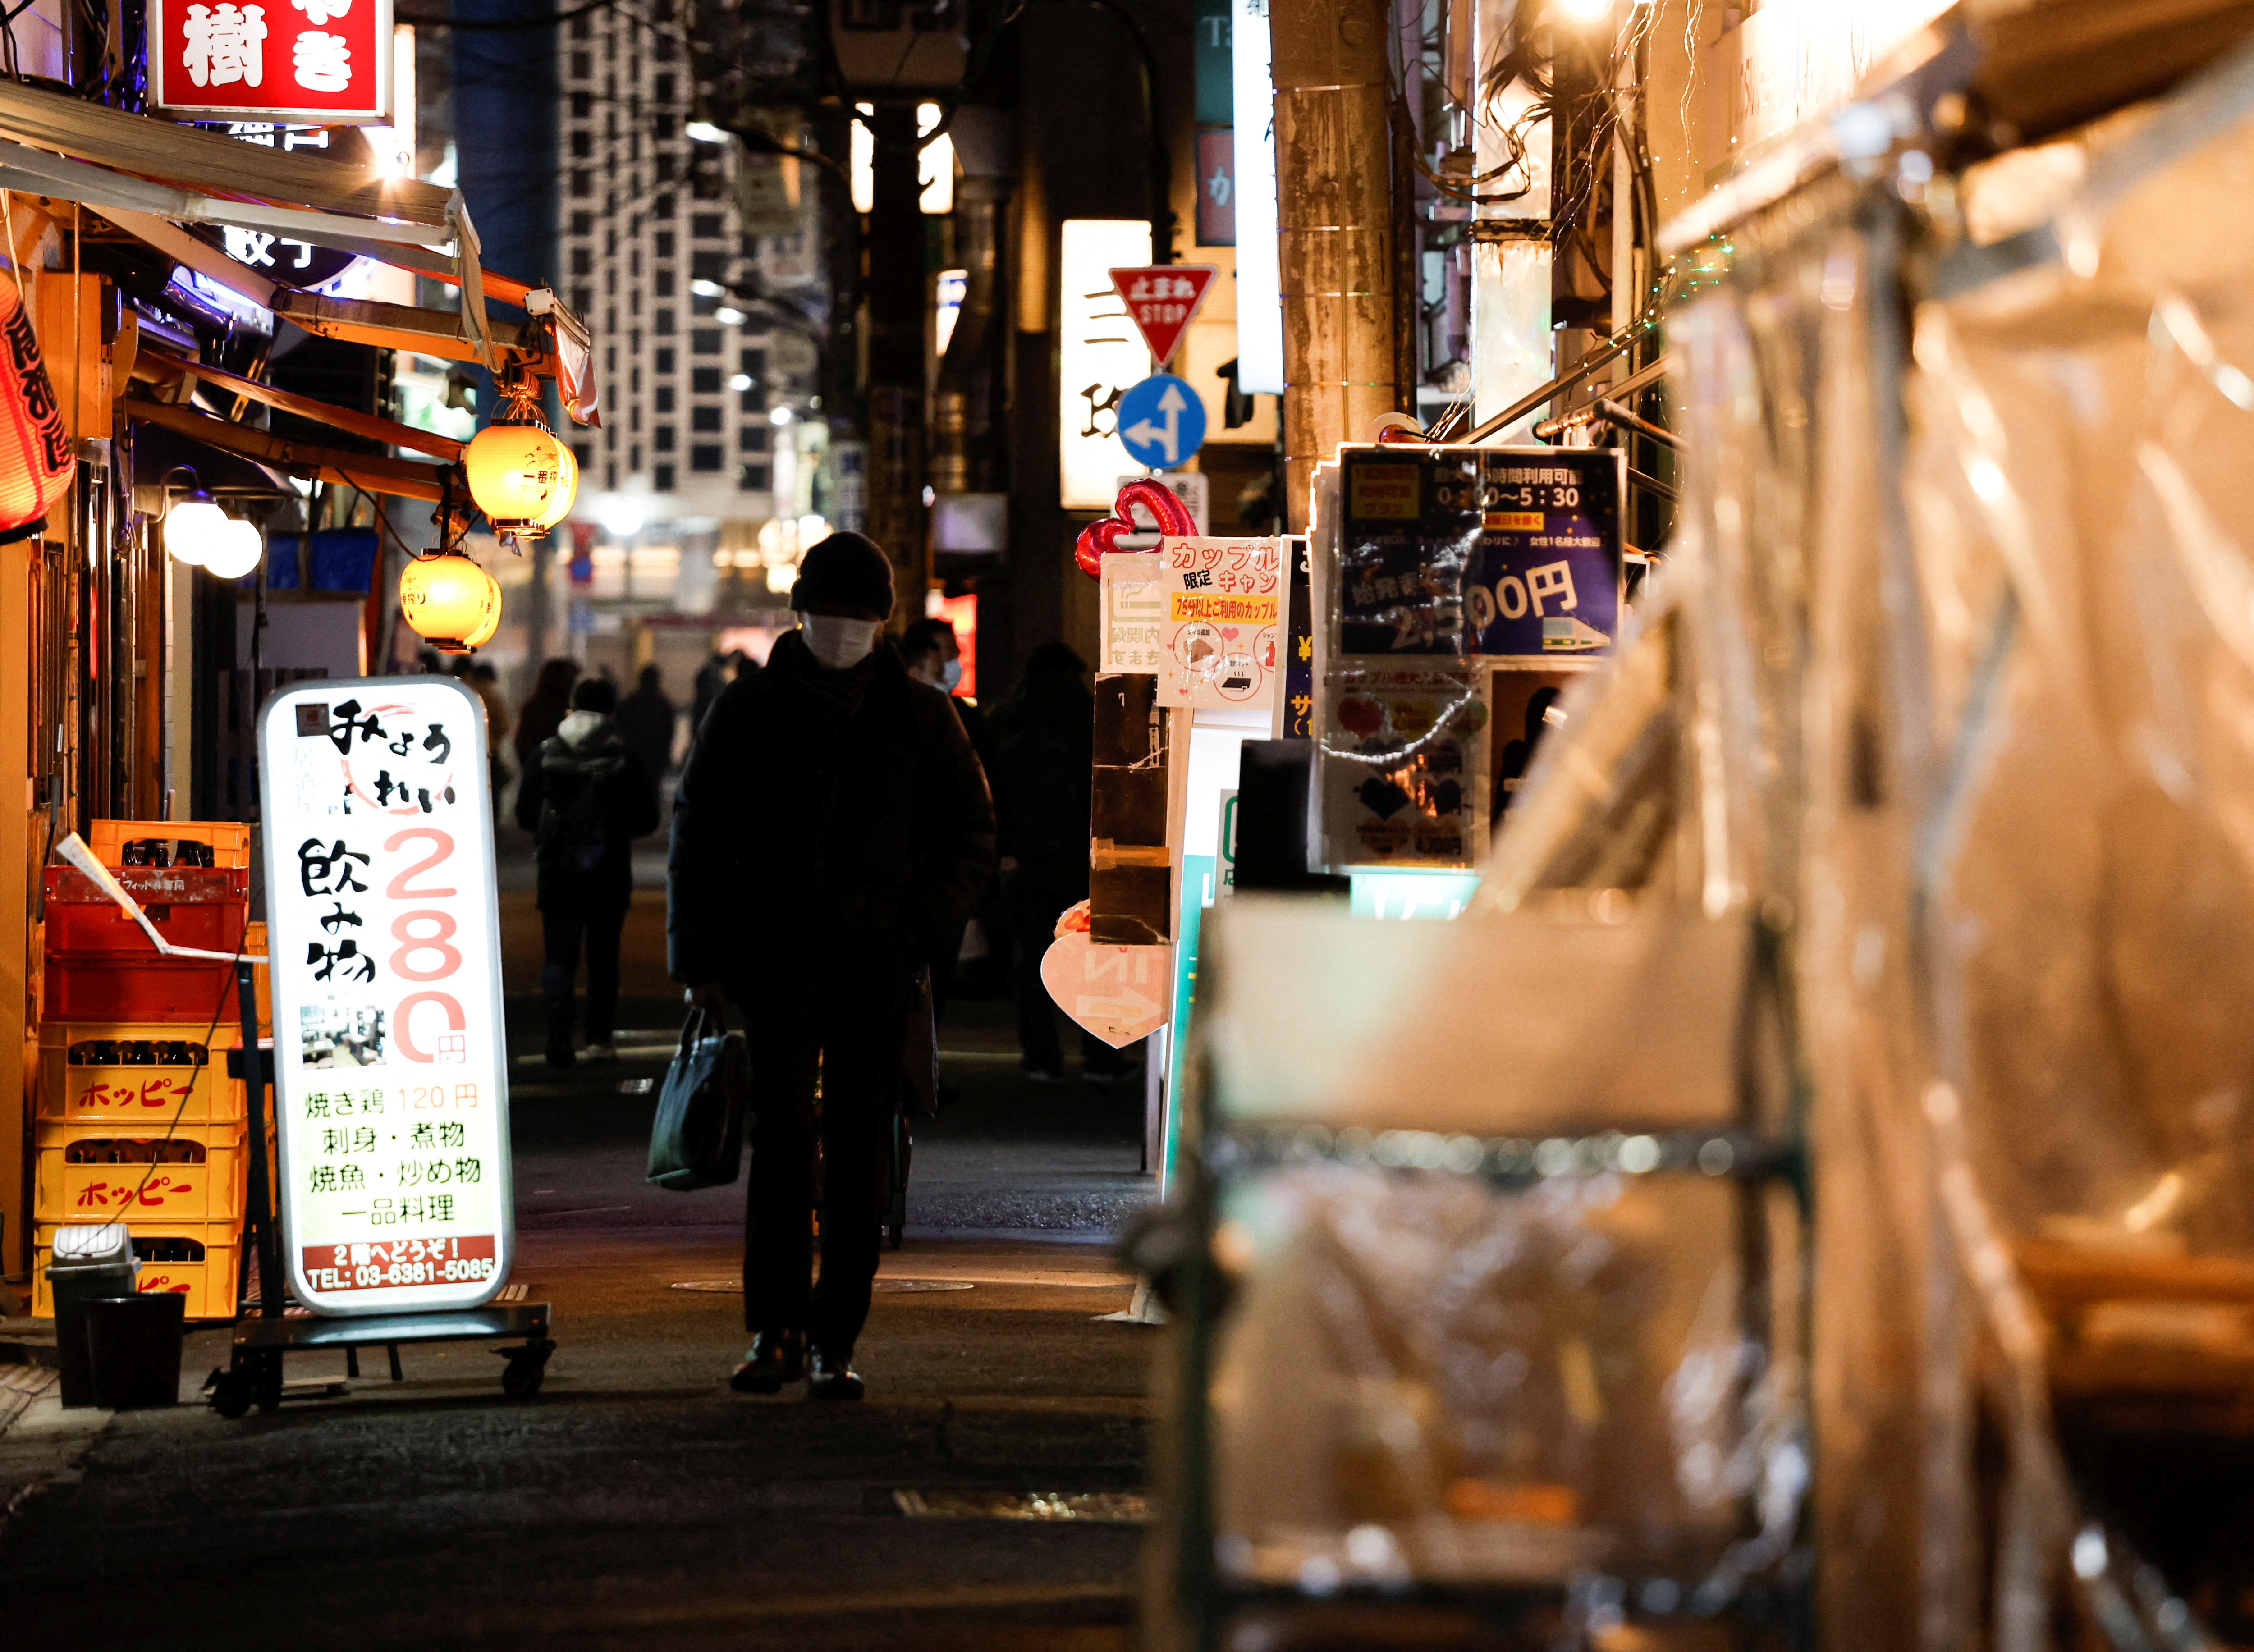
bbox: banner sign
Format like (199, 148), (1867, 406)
(257, 677), (513, 1315)
(1154, 534), (1281, 709)
(150, 0), (395, 124)
(1338, 445), (1623, 662)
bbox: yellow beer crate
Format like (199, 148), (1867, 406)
(33, 1221), (243, 1322)
(36, 1020), (245, 1126)
(35, 1120), (247, 1226)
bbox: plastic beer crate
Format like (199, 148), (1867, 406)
(43, 863), (251, 956)
(43, 956), (243, 1022)
(32, 1221), (242, 1321)
(36, 1020), (245, 1126)
(87, 819), (253, 869)
(35, 1121), (247, 1226)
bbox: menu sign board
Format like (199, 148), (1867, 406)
(257, 677), (513, 1315)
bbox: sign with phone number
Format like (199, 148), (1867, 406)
(259, 677), (514, 1316)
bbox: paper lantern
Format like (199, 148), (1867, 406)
(464, 421), (577, 536)
(0, 266), (73, 544)
(163, 496), (227, 566)
(202, 517), (264, 580)
(399, 551), (501, 653)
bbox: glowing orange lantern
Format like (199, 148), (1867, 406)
(0, 266), (74, 542)
(464, 372), (577, 538)
(399, 550), (500, 654)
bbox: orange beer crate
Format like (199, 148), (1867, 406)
(87, 819), (252, 869)
(43, 863), (251, 956)
(32, 1221), (242, 1321)
(36, 1020), (245, 1126)
(35, 1121), (248, 1226)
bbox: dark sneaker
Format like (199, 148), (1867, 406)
(806, 1347), (864, 1400)
(729, 1331), (804, 1394)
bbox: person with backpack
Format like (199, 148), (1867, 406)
(516, 677), (662, 1067)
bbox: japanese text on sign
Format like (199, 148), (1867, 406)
(1155, 535), (1282, 709)
(259, 677), (513, 1316)
(151, 0), (393, 122)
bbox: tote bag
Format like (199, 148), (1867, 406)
(646, 1009), (748, 1190)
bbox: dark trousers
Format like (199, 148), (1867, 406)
(736, 956), (907, 1358)
(1005, 882), (1123, 1074)
(539, 892), (627, 1044)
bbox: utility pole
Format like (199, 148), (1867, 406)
(864, 103), (927, 625)
(1267, 0), (1399, 534)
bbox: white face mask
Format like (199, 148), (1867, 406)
(939, 657), (964, 692)
(800, 613), (881, 669)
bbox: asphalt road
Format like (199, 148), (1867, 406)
(0, 856), (1164, 1651)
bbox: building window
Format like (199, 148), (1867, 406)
(691, 213), (723, 240)
(738, 464), (770, 492)
(655, 152), (676, 184)
(655, 230), (676, 259)
(655, 348), (676, 374)
(569, 247), (591, 275)
(691, 405), (721, 433)
(691, 444), (723, 472)
(654, 426), (676, 452)
(571, 285), (592, 315)
(605, 463), (617, 490)
(655, 73), (675, 104)
(631, 365), (641, 395)
(654, 193), (675, 219)
(691, 249), (726, 282)
(569, 13), (589, 40)
(629, 288), (643, 317)
(570, 92), (591, 118)
(569, 49), (590, 77)
(655, 385), (676, 413)
(655, 268), (677, 298)
(569, 169), (590, 198)
(691, 168), (724, 201)
(631, 444), (642, 470)
(653, 308), (675, 334)
(738, 348), (767, 378)
(630, 405), (642, 433)
(655, 463), (676, 491)
(738, 384), (767, 414)
(691, 329), (722, 355)
(569, 129), (592, 159)
(572, 211), (593, 236)
(571, 443), (591, 470)
(738, 425), (769, 453)
(691, 366), (721, 394)
(691, 292), (718, 317)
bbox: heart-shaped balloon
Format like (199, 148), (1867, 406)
(1074, 478), (1198, 579)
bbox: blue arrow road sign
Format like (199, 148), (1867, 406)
(1117, 373), (1207, 471)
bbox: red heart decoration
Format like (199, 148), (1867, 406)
(1338, 695), (1385, 737)
(1074, 479), (1197, 580)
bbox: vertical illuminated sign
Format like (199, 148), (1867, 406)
(1230, 0), (1282, 394)
(257, 677), (514, 1315)
(1058, 218), (1152, 509)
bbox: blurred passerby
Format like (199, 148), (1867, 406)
(670, 532), (994, 1401)
(456, 660), (513, 814)
(898, 617), (988, 1021)
(618, 663), (678, 781)
(516, 677), (660, 1066)
(513, 658), (581, 786)
(986, 643), (1127, 1083)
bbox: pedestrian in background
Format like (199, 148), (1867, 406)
(513, 657), (581, 789)
(987, 643), (1130, 1084)
(898, 616), (988, 1020)
(458, 660), (513, 816)
(670, 531), (994, 1401)
(517, 677), (660, 1067)
(618, 663), (678, 782)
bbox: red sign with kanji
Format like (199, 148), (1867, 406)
(1109, 265), (1219, 369)
(149, 0), (394, 124)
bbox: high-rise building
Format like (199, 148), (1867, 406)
(551, 5), (792, 527)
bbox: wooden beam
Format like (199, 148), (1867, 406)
(137, 347), (467, 462)
(122, 397), (452, 503)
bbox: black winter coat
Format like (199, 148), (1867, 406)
(666, 631), (996, 988)
(514, 711), (662, 909)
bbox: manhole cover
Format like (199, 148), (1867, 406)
(669, 1278), (975, 1294)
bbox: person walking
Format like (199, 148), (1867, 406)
(618, 663), (678, 783)
(986, 643), (1129, 1083)
(669, 531), (994, 1400)
(457, 660), (513, 817)
(516, 677), (660, 1066)
(513, 658), (581, 794)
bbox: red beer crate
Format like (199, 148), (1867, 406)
(35, 1121), (248, 1226)
(87, 819), (252, 870)
(32, 1221), (242, 1321)
(37, 1020), (245, 1126)
(43, 955), (242, 1021)
(43, 864), (252, 956)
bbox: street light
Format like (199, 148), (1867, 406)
(162, 494), (228, 567)
(691, 279), (725, 297)
(715, 307), (746, 326)
(684, 120), (727, 144)
(201, 517), (265, 580)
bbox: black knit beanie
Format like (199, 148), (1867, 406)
(791, 531), (896, 619)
